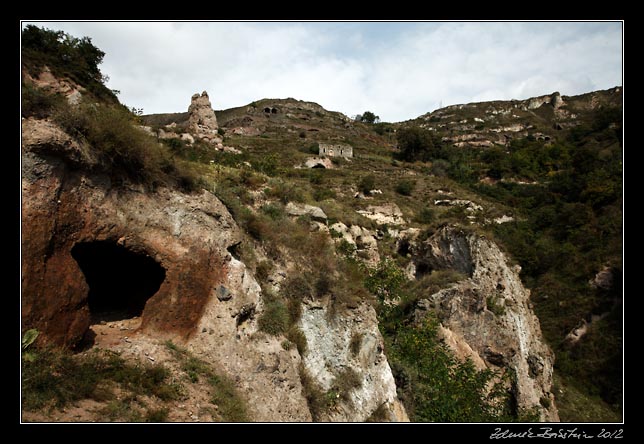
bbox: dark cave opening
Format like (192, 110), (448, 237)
(71, 241), (166, 322)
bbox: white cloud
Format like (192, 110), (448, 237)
(24, 21), (622, 122)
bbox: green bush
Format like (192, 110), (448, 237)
(265, 179), (305, 204)
(21, 83), (64, 119)
(260, 203), (284, 221)
(382, 315), (515, 422)
(415, 206), (435, 224)
(395, 179), (416, 196)
(258, 300), (290, 335)
(365, 258), (406, 302)
(486, 294), (506, 316)
(358, 174), (376, 194)
(395, 127), (443, 162)
(22, 347), (181, 411)
(51, 101), (200, 192)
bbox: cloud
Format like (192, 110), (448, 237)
(24, 21), (622, 122)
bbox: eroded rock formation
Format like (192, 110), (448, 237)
(412, 226), (559, 421)
(187, 91), (219, 142)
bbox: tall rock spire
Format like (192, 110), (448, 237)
(188, 91), (219, 142)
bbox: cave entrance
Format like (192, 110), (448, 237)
(71, 241), (166, 323)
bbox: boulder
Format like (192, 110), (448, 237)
(285, 202), (327, 223)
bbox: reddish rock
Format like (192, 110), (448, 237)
(22, 119), (241, 347)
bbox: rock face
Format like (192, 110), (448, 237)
(412, 226), (559, 421)
(187, 91), (219, 142)
(23, 66), (85, 105)
(22, 119), (239, 345)
(21, 117), (312, 420)
(299, 299), (408, 421)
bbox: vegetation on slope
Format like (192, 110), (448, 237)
(21, 25), (622, 422)
(22, 26), (201, 193)
(396, 105), (623, 420)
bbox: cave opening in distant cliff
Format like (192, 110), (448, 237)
(71, 241), (166, 322)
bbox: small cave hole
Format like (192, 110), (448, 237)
(71, 241), (166, 323)
(415, 263), (433, 279)
(397, 239), (411, 257)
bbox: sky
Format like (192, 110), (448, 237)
(22, 21), (623, 122)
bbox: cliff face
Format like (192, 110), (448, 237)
(413, 226), (559, 421)
(299, 299), (408, 421)
(22, 118), (239, 345)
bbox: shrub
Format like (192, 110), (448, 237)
(358, 174), (376, 194)
(415, 206), (435, 224)
(349, 332), (363, 357)
(287, 326), (308, 355)
(486, 294), (506, 316)
(258, 300), (290, 335)
(395, 127), (442, 162)
(255, 260), (273, 283)
(260, 203), (284, 221)
(336, 239), (357, 258)
(313, 188), (336, 202)
(52, 101), (200, 191)
(237, 209), (270, 241)
(395, 179), (416, 196)
(21, 83), (64, 119)
(365, 259), (406, 302)
(299, 364), (327, 420)
(266, 179), (305, 204)
(431, 159), (451, 177)
(382, 315), (515, 422)
(314, 274), (333, 297)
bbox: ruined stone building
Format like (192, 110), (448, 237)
(319, 143), (353, 158)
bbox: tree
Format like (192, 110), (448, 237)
(360, 111), (380, 124)
(396, 127), (440, 162)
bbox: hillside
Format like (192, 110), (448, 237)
(139, 86), (624, 423)
(21, 25), (622, 424)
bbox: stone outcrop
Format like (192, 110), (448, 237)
(357, 203), (406, 226)
(299, 298), (408, 421)
(187, 91), (219, 142)
(285, 202), (328, 223)
(23, 66), (85, 105)
(22, 118), (240, 345)
(329, 222), (380, 266)
(412, 226), (559, 421)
